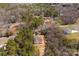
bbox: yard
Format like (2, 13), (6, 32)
(60, 24), (79, 40)
(66, 33), (79, 40)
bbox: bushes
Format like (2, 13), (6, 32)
(44, 24), (79, 56)
(31, 16), (44, 29)
(43, 24), (66, 56)
(35, 4), (59, 17)
(2, 28), (35, 56)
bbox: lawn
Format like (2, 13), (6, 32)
(66, 33), (79, 40)
(59, 24), (79, 40)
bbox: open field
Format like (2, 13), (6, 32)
(66, 33), (79, 40)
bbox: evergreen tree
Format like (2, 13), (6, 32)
(2, 28), (35, 56)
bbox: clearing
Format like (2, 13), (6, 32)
(66, 33), (79, 40)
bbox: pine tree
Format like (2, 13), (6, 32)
(3, 28), (35, 56)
